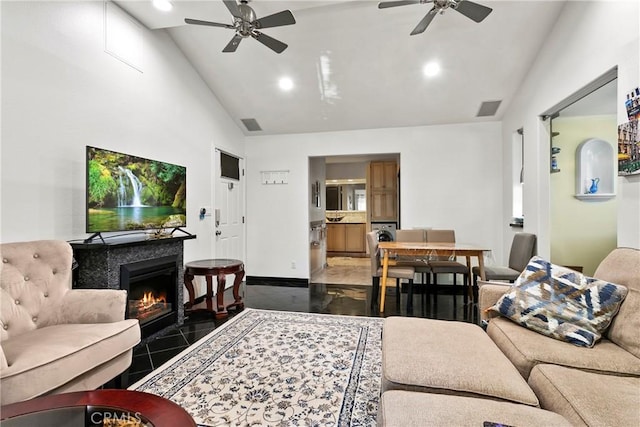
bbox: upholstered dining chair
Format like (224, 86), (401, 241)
(366, 231), (415, 310)
(472, 232), (537, 288)
(425, 229), (470, 298)
(395, 229), (431, 287)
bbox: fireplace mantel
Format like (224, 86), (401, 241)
(71, 234), (196, 336)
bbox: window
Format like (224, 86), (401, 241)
(220, 152), (240, 180)
(512, 128), (524, 221)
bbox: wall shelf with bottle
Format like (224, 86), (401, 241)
(550, 131), (561, 173)
(574, 138), (615, 201)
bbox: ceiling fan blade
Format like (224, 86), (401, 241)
(453, 0), (492, 23)
(222, 34), (243, 53)
(378, 0), (423, 9)
(184, 18), (234, 29)
(410, 7), (437, 35)
(254, 10), (296, 29)
(222, 0), (241, 18)
(252, 31), (288, 54)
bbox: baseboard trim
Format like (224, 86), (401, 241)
(246, 276), (309, 288)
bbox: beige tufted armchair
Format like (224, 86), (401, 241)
(0, 240), (140, 405)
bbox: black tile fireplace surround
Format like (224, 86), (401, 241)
(121, 255), (178, 338)
(71, 235), (196, 342)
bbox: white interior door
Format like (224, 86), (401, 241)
(214, 149), (245, 285)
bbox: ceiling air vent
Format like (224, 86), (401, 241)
(476, 100), (502, 117)
(241, 118), (262, 132)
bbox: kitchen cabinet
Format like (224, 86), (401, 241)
(370, 192), (397, 221)
(369, 161), (398, 222)
(327, 223), (365, 253)
(370, 161), (397, 191)
(327, 224), (347, 252)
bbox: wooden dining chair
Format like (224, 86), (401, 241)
(425, 229), (469, 299)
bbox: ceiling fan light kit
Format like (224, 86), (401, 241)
(378, 0), (493, 35)
(184, 0), (296, 54)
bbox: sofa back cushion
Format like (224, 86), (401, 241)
(1, 240), (72, 341)
(593, 247), (640, 358)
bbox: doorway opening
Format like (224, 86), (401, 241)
(308, 153), (400, 286)
(543, 73), (618, 275)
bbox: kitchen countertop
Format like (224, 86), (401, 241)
(326, 211), (366, 223)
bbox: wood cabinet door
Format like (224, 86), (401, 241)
(370, 161), (397, 191)
(370, 191), (397, 221)
(345, 224), (365, 252)
(327, 224), (346, 252)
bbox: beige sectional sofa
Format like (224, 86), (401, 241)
(379, 247), (640, 426)
(479, 247), (640, 426)
(0, 240), (140, 405)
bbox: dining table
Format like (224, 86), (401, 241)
(377, 241), (490, 312)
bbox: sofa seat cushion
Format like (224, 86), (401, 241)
(487, 317), (640, 379)
(382, 317), (539, 406)
(379, 390), (571, 427)
(1, 319), (139, 403)
(528, 364), (640, 427)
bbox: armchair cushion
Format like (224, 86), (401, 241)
(1, 319), (139, 404)
(491, 257), (628, 347)
(59, 289), (127, 324)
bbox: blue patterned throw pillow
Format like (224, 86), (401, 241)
(492, 256), (628, 347)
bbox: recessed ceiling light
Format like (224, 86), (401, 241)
(279, 77), (294, 92)
(423, 61), (441, 78)
(152, 0), (173, 12)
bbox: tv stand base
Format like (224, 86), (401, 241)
(170, 227), (193, 237)
(84, 232), (106, 244)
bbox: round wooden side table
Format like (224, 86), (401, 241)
(183, 259), (245, 319)
(0, 389), (196, 426)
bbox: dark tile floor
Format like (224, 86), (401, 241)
(125, 281), (478, 386)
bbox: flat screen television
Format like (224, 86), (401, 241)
(86, 146), (186, 235)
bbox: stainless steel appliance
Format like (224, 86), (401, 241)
(371, 222), (397, 241)
(309, 220), (327, 274)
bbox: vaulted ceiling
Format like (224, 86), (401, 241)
(116, 0), (567, 135)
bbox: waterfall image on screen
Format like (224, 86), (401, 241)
(86, 146), (186, 232)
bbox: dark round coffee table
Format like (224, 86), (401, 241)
(0, 389), (196, 426)
(184, 258), (245, 319)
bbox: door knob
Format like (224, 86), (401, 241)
(215, 230), (222, 236)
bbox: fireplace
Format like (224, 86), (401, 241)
(120, 255), (178, 338)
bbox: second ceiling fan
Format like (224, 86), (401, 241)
(378, 0), (493, 35)
(185, 0), (296, 54)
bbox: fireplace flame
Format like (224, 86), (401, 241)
(129, 290), (171, 324)
(140, 291), (166, 309)
(140, 292), (167, 307)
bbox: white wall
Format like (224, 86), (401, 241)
(1, 1), (245, 267)
(501, 0), (640, 257)
(326, 162), (368, 180)
(245, 122), (503, 279)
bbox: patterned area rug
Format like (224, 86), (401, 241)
(130, 309), (383, 426)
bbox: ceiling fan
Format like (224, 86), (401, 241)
(378, 0), (492, 35)
(184, 0), (296, 54)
